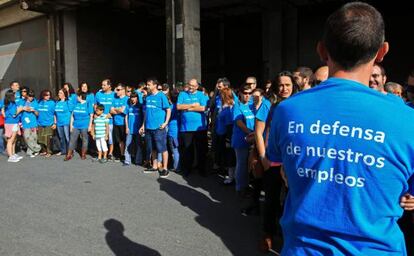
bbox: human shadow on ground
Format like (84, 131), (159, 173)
(104, 218), (161, 256)
(157, 178), (260, 255)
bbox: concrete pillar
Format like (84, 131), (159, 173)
(167, 0), (201, 84)
(62, 11), (78, 88)
(262, 2), (282, 80)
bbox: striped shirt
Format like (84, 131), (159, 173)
(93, 115), (109, 138)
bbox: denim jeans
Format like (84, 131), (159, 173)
(0, 127), (4, 153)
(168, 135), (180, 170)
(124, 133), (143, 165)
(235, 147), (249, 192)
(68, 128), (88, 151)
(57, 125), (70, 154)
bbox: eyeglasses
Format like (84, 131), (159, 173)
(242, 91), (252, 95)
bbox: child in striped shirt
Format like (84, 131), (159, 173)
(91, 104), (109, 163)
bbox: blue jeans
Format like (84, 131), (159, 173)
(57, 125), (70, 154)
(0, 127), (4, 153)
(235, 147), (249, 191)
(168, 135), (180, 170)
(124, 133), (143, 165)
(145, 128), (167, 154)
(68, 128), (89, 151)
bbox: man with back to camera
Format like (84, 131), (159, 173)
(266, 2), (414, 255)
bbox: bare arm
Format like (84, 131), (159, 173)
(236, 119), (251, 134)
(125, 114), (129, 134)
(160, 108), (171, 129)
(187, 105), (206, 112)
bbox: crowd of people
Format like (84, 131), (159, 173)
(1, 2), (414, 255)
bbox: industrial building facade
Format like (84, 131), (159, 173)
(0, 0), (411, 93)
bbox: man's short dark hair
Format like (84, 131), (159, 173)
(374, 63), (386, 76)
(322, 2), (385, 70)
(295, 67), (313, 79)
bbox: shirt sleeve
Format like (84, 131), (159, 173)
(255, 102), (270, 122)
(266, 107), (282, 163)
(177, 92), (185, 105)
(199, 93), (208, 107)
(161, 94), (171, 109)
(88, 101), (94, 114)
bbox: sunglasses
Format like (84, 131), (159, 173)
(242, 91), (252, 95)
(246, 82), (255, 86)
(127, 90), (132, 93)
(115, 88), (124, 91)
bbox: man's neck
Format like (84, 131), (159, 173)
(328, 60), (375, 86)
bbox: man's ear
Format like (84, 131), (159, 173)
(317, 41), (328, 63)
(375, 42), (389, 63)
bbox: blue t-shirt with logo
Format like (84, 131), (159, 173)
(113, 96), (128, 126)
(215, 105), (233, 136)
(86, 93), (95, 108)
(168, 103), (179, 139)
(177, 91), (208, 132)
(126, 102), (142, 134)
(37, 100), (56, 126)
(21, 100), (38, 129)
(267, 78), (414, 256)
(144, 92), (170, 130)
(95, 90), (115, 124)
(4, 102), (20, 124)
(55, 100), (72, 126)
(231, 102), (255, 148)
(72, 101), (93, 129)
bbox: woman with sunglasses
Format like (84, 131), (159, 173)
(21, 89), (41, 157)
(55, 88), (72, 155)
(37, 89), (56, 157)
(232, 84), (255, 191)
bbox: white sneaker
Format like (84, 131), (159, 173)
(13, 154), (23, 160)
(223, 177), (234, 184)
(8, 156), (19, 162)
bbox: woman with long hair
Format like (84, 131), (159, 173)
(216, 87), (236, 184)
(1, 89), (24, 162)
(255, 71), (299, 252)
(37, 89), (56, 157)
(55, 88), (72, 155)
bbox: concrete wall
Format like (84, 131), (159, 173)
(0, 3), (43, 29)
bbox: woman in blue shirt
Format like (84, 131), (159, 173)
(21, 89), (41, 157)
(216, 88), (236, 184)
(64, 92), (93, 161)
(55, 89), (72, 155)
(124, 91), (143, 166)
(63, 82), (77, 108)
(256, 71), (299, 251)
(1, 90), (23, 162)
(37, 89), (56, 157)
(78, 82), (95, 113)
(232, 84), (255, 191)
(167, 88), (180, 172)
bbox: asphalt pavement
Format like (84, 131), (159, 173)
(0, 153), (264, 256)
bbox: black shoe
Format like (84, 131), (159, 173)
(159, 169), (169, 178)
(143, 168), (157, 174)
(114, 157), (120, 163)
(107, 154), (114, 162)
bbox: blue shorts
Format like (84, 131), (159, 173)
(145, 128), (167, 153)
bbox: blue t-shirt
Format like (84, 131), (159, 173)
(37, 100), (56, 127)
(254, 98), (272, 122)
(134, 90), (144, 105)
(168, 103), (179, 139)
(69, 93), (77, 107)
(215, 105), (233, 136)
(266, 78), (414, 255)
(55, 100), (72, 126)
(95, 90), (115, 124)
(4, 102), (20, 124)
(72, 101), (93, 129)
(126, 102), (142, 134)
(231, 102), (255, 148)
(113, 96), (128, 126)
(144, 92), (170, 130)
(21, 100), (38, 129)
(86, 93), (95, 108)
(14, 90), (23, 106)
(177, 91), (208, 132)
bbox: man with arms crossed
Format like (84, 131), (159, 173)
(267, 2), (414, 255)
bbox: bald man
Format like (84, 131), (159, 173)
(313, 66), (329, 86)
